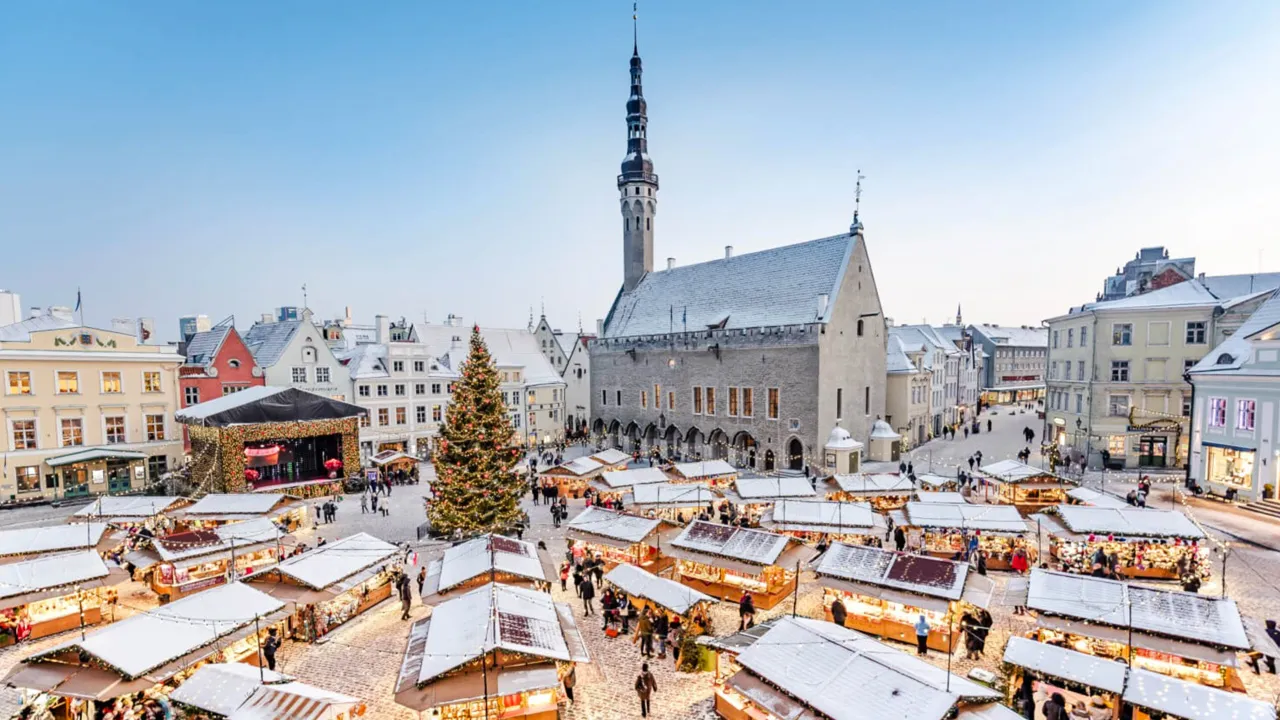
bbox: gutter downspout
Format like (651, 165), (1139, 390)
(1183, 370), (1194, 489)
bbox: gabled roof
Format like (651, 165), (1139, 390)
(182, 326), (232, 369)
(886, 336), (918, 374)
(181, 494), (289, 517)
(670, 459), (737, 479)
(0, 313), (78, 342)
(594, 466), (668, 489)
(815, 541), (969, 602)
(604, 563), (714, 615)
(0, 523), (112, 558)
(152, 518), (284, 563)
(0, 551), (114, 601)
(1189, 289), (1280, 377)
(243, 319), (305, 368)
(429, 534), (549, 593)
(732, 476), (816, 500)
(967, 324), (1048, 348)
(1078, 279), (1222, 312)
(249, 532), (397, 590)
(602, 233), (857, 338)
(416, 324), (562, 387)
(1199, 272), (1280, 300)
(670, 521), (792, 566)
(566, 506), (663, 544)
(73, 495), (184, 520)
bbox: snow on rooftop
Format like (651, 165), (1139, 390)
(733, 476), (816, 500)
(0, 523), (110, 558)
(900, 502), (1029, 533)
(915, 492), (968, 504)
(596, 466), (669, 489)
(256, 532), (397, 590)
(416, 324), (563, 387)
(433, 534), (547, 592)
(1052, 505), (1204, 539)
(182, 494), (285, 516)
(167, 663), (293, 717)
(604, 563), (714, 615)
(1003, 637), (1126, 694)
(979, 459), (1056, 482)
(630, 483), (716, 507)
(815, 542), (969, 601)
(671, 460), (737, 479)
(74, 495), (183, 519)
(153, 518), (284, 564)
(547, 456), (605, 477)
(671, 521), (791, 566)
(1065, 487), (1130, 509)
(174, 385), (289, 422)
(831, 473), (914, 495)
(565, 506), (661, 544)
(768, 500), (880, 531)
(1123, 667), (1275, 720)
(0, 551), (112, 600)
(590, 448), (632, 466)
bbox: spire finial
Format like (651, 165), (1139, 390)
(633, 2), (638, 55)
(851, 169), (865, 233)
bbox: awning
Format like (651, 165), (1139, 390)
(1036, 615), (1239, 667)
(961, 573), (996, 611)
(47, 448), (148, 467)
(1201, 440), (1257, 452)
(1002, 636), (1127, 694)
(815, 575), (950, 613)
(724, 671), (820, 720)
(0, 566), (130, 612)
(395, 665), (560, 712)
(663, 544), (769, 576)
(565, 529), (638, 550)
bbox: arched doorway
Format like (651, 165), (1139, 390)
(763, 450), (775, 471)
(643, 423), (659, 452)
(685, 427), (705, 459)
(624, 422), (641, 453)
(664, 425), (682, 457)
(787, 438), (804, 471)
(708, 429), (729, 460)
(592, 418), (605, 439)
(607, 420), (621, 449)
(732, 432), (758, 469)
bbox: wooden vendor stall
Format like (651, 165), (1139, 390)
(1024, 569), (1252, 692)
(0, 552), (128, 644)
(170, 662), (365, 720)
(1065, 487), (1130, 509)
(0, 523), (117, 566)
(1002, 636), (1127, 720)
(720, 476), (817, 525)
(1033, 505), (1209, 580)
(1122, 667), (1275, 720)
(824, 472), (915, 510)
(916, 473), (959, 492)
(891, 501), (1034, 570)
(422, 533), (555, 602)
(587, 466), (669, 504)
(245, 532), (399, 642)
(589, 448), (632, 472)
(70, 495), (188, 530)
(629, 482), (719, 522)
(2, 582), (290, 720)
(126, 517), (287, 601)
(665, 521), (817, 609)
(394, 583), (590, 720)
(916, 492), (970, 504)
(979, 459), (1077, 513)
(565, 506), (677, 572)
(371, 449), (418, 474)
(668, 460), (738, 489)
(603, 563), (714, 634)
(173, 493), (310, 532)
(813, 541), (994, 653)
(539, 456), (605, 499)
(759, 499), (886, 545)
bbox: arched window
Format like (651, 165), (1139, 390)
(635, 216), (641, 230)
(856, 319), (864, 336)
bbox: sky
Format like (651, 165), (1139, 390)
(2, 1), (1278, 340)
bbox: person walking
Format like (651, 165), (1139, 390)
(360, 493), (368, 514)
(572, 565), (584, 597)
(967, 455), (975, 472)
(914, 614), (931, 656)
(830, 596), (848, 627)
(416, 566), (426, 597)
(559, 563), (569, 592)
(399, 573), (413, 620)
(987, 419), (992, 433)
(636, 609), (655, 658)
(634, 663), (657, 717)
(580, 576), (595, 616)
(562, 664), (576, 705)
(894, 526), (907, 552)
(1042, 692), (1068, 720)
(262, 628), (280, 671)
(738, 592), (756, 631)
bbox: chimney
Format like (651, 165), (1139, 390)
(261, 313), (273, 323)
(29, 307), (43, 319)
(596, 318), (605, 336)
(725, 245), (734, 259)
(1197, 272), (1205, 281)
(817, 293), (829, 319)
(667, 257), (675, 270)
(344, 306), (353, 326)
(375, 314), (390, 344)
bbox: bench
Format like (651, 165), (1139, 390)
(1190, 484), (1237, 503)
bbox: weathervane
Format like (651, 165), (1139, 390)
(851, 169), (865, 232)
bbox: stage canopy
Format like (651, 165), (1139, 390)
(176, 386), (365, 428)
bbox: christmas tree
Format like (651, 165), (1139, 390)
(429, 326), (525, 535)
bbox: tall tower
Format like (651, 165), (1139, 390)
(619, 13), (657, 292)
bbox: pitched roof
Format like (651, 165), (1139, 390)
(0, 313), (78, 342)
(967, 324), (1048, 348)
(886, 336), (918, 374)
(566, 506), (662, 544)
(1079, 279), (1222, 312)
(243, 320), (304, 368)
(815, 541), (969, 601)
(1198, 272), (1280, 300)
(0, 523), (111, 558)
(604, 563), (714, 615)
(182, 326), (232, 369)
(430, 534), (548, 593)
(1189, 290), (1280, 377)
(175, 386), (365, 426)
(602, 233), (856, 338)
(416, 324), (562, 387)
(250, 533), (397, 590)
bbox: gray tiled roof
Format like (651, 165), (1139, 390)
(968, 324), (1048, 348)
(1199, 272), (1280, 300)
(183, 327), (231, 368)
(602, 233), (856, 338)
(243, 320), (301, 368)
(886, 336), (917, 374)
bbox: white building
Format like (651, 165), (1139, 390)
(890, 325), (957, 437)
(242, 309), (347, 401)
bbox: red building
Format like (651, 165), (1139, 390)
(179, 321), (265, 449)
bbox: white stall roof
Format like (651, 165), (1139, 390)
(735, 618), (999, 720)
(671, 521), (791, 566)
(169, 663), (293, 717)
(767, 500), (882, 531)
(595, 466), (669, 490)
(1002, 636), (1127, 694)
(916, 492), (968, 504)
(31, 582), (284, 679)
(957, 705), (1030, 720)
(566, 507), (661, 544)
(0, 523), (111, 558)
(916, 474), (957, 489)
(815, 542), (969, 601)
(733, 476), (817, 500)
(901, 503), (1030, 533)
(182, 494), (287, 516)
(73, 495), (183, 519)
(1051, 505), (1205, 539)
(1123, 667), (1276, 720)
(670, 460), (738, 479)
(433, 534), (547, 592)
(590, 449), (632, 466)
(152, 518), (285, 563)
(631, 483), (716, 507)
(604, 563), (714, 615)
(0, 551), (112, 600)
(831, 473), (914, 495)
(980, 460), (1052, 482)
(1065, 487), (1129, 509)
(545, 456), (605, 477)
(1026, 569), (1249, 650)
(253, 532), (397, 590)
(233, 679), (359, 720)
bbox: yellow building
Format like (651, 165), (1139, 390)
(1, 312), (184, 502)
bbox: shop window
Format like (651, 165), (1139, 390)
(16, 466), (39, 493)
(7, 371), (31, 395)
(1107, 435), (1126, 455)
(1236, 399), (1256, 431)
(1207, 446), (1254, 489)
(1207, 397), (1227, 427)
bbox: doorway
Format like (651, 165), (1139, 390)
(1138, 435), (1167, 468)
(788, 438), (804, 471)
(763, 450), (775, 471)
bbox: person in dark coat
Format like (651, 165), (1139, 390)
(738, 592), (756, 630)
(398, 574), (413, 620)
(1042, 692), (1068, 720)
(635, 662), (658, 717)
(262, 628), (280, 671)
(580, 576), (595, 615)
(830, 597), (848, 627)
(894, 526), (907, 552)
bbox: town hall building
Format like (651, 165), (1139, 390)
(589, 38), (887, 472)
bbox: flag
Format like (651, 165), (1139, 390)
(74, 289), (81, 312)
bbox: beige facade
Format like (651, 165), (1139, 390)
(885, 339), (931, 449)
(1, 319), (184, 502)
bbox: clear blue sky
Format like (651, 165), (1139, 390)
(2, 1), (1277, 339)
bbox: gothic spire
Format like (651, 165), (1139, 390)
(619, 2), (656, 189)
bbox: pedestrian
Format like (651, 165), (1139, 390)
(262, 628), (280, 671)
(975, 549), (988, 576)
(416, 566), (426, 597)
(636, 609), (654, 658)
(580, 576), (595, 615)
(964, 426), (969, 438)
(592, 556), (605, 585)
(830, 596), (848, 627)
(559, 563), (569, 592)
(967, 456), (975, 471)
(907, 462), (914, 476)
(914, 614), (930, 655)
(1042, 692), (1068, 720)
(975, 609), (993, 657)
(653, 611), (670, 659)
(313, 504), (322, 525)
(634, 662), (657, 717)
(738, 592), (756, 631)
(360, 494), (368, 514)
(381, 495), (391, 517)
(371, 494), (379, 514)
(987, 419), (992, 433)
(562, 664), (576, 705)
(899, 461), (907, 474)
(894, 526), (907, 552)
(572, 566), (584, 597)
(961, 610), (981, 660)
(399, 573), (413, 620)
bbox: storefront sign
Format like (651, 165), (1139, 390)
(245, 445), (281, 457)
(179, 574), (228, 593)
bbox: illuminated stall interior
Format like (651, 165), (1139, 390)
(173, 493), (310, 532)
(422, 533), (555, 602)
(1002, 637), (1127, 720)
(664, 521), (817, 609)
(394, 583), (590, 720)
(587, 466), (669, 504)
(564, 506), (678, 573)
(169, 662), (365, 720)
(668, 460), (738, 489)
(824, 472), (915, 511)
(603, 563), (714, 634)
(916, 473), (958, 492)
(1024, 569), (1251, 692)
(244, 532), (399, 642)
(125, 517), (287, 601)
(890, 502), (1033, 570)
(0, 523), (117, 566)
(721, 476), (817, 525)
(979, 459), (1078, 513)
(176, 386), (364, 498)
(1033, 505), (1209, 580)
(1, 583), (289, 720)
(538, 456), (605, 499)
(628, 483), (719, 523)
(1203, 444), (1256, 499)
(588, 448), (633, 472)
(0, 551), (128, 644)
(759, 499), (886, 545)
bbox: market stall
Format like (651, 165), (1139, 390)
(538, 456), (605, 499)
(173, 493), (310, 532)
(713, 616), (1002, 720)
(917, 473), (959, 492)
(1123, 667), (1275, 720)
(1065, 487), (1130, 509)
(1002, 636), (1127, 720)
(371, 449), (417, 473)
(394, 583), (590, 720)
(587, 466), (669, 504)
(422, 533), (555, 602)
(0, 523), (117, 565)
(565, 506), (678, 572)
(979, 459), (1077, 513)
(126, 517), (287, 601)
(603, 563), (714, 633)
(70, 495), (188, 529)
(665, 521), (817, 609)
(916, 492), (969, 504)
(1033, 505), (1209, 580)
(589, 448), (633, 472)
(759, 499), (886, 545)
(0, 551), (128, 644)
(244, 532), (399, 642)
(890, 501), (1034, 570)
(1024, 569), (1251, 691)
(2, 582), (289, 720)
(668, 460), (738, 488)
(813, 541), (994, 652)
(629, 483), (719, 522)
(169, 662), (366, 720)
(720, 476), (817, 525)
(824, 473), (915, 510)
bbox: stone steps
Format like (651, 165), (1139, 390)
(1242, 499), (1280, 521)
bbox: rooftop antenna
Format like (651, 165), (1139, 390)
(633, 2), (638, 53)
(850, 169), (865, 233)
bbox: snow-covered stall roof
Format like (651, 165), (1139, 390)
(604, 563), (714, 615)
(429, 534), (549, 594)
(899, 502), (1030, 533)
(543, 456), (605, 478)
(915, 492), (968, 504)
(402, 583), (589, 688)
(73, 495), (184, 520)
(630, 483), (717, 508)
(27, 582), (285, 680)
(733, 618), (999, 720)
(231, 678), (361, 720)
(590, 448), (632, 467)
(1123, 667), (1275, 720)
(1049, 505), (1205, 539)
(814, 542), (970, 605)
(1026, 569), (1249, 650)
(152, 517), (285, 564)
(668, 521), (816, 571)
(830, 473), (914, 496)
(1065, 487), (1129, 509)
(916, 474), (956, 489)
(0, 551), (123, 607)
(180, 493), (290, 517)
(731, 476), (816, 501)
(980, 460), (1073, 486)
(168, 663), (292, 717)
(1002, 636), (1126, 694)
(594, 466), (669, 490)
(762, 500), (883, 534)
(565, 506), (662, 545)
(670, 460), (738, 480)
(249, 532), (397, 590)
(0, 523), (111, 559)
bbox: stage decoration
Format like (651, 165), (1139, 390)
(244, 469), (260, 482)
(187, 417), (361, 494)
(428, 326), (524, 534)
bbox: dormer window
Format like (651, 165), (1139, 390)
(1216, 353), (1234, 365)
(228, 359), (241, 369)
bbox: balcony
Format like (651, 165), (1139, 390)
(617, 172), (659, 187)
